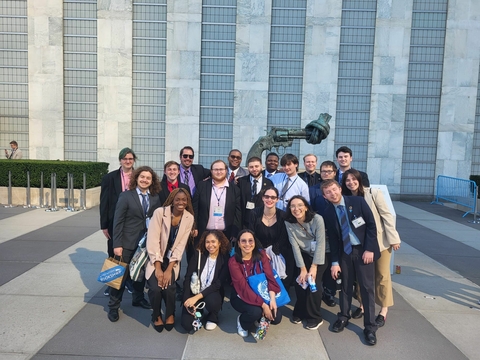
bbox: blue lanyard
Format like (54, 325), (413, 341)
(212, 186), (226, 206)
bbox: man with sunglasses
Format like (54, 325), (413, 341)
(227, 149), (248, 181)
(179, 146), (211, 196)
(237, 156), (273, 227)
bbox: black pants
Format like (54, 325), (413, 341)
(108, 248), (146, 310)
(292, 252), (327, 323)
(181, 291), (223, 332)
(147, 261), (176, 322)
(322, 252), (337, 296)
(230, 288), (282, 331)
(338, 246), (377, 332)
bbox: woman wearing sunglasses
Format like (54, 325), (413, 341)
(247, 186), (294, 289)
(228, 229), (282, 337)
(285, 195), (327, 330)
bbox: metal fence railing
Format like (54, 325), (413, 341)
(431, 175), (479, 218)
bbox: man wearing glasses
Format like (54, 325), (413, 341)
(99, 148), (137, 296)
(227, 149), (248, 181)
(178, 146), (211, 196)
(191, 160), (241, 262)
(237, 156), (273, 227)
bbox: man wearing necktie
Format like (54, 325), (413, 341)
(158, 161), (191, 205)
(4, 140), (23, 159)
(227, 149), (249, 181)
(108, 166), (161, 322)
(178, 146), (211, 196)
(321, 179), (380, 346)
(236, 156), (273, 227)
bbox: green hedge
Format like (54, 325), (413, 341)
(0, 160), (109, 189)
(470, 175), (480, 198)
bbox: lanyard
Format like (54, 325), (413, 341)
(205, 257), (216, 285)
(212, 186), (226, 206)
(280, 176), (298, 200)
(169, 219), (182, 245)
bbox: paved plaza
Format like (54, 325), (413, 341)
(0, 201), (479, 360)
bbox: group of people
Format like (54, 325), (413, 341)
(99, 145), (401, 346)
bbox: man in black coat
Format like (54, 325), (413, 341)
(237, 156), (273, 227)
(321, 179), (380, 346)
(178, 146), (211, 196)
(191, 160), (241, 262)
(298, 153), (321, 187)
(159, 160), (191, 205)
(108, 166), (161, 322)
(335, 146), (370, 187)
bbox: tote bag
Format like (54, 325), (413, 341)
(247, 261), (290, 307)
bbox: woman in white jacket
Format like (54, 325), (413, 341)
(341, 169), (401, 328)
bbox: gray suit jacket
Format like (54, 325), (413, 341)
(112, 190), (160, 251)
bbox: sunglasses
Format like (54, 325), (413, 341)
(239, 239), (255, 245)
(182, 154), (194, 159)
(122, 157), (134, 161)
(262, 195), (278, 200)
(229, 155), (241, 160)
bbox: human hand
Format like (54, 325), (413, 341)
(362, 250), (374, 264)
(113, 247), (123, 257)
(102, 229), (110, 239)
(161, 269), (172, 289)
(392, 244), (400, 251)
(298, 268), (308, 285)
(307, 265), (317, 282)
(262, 303), (274, 321)
(331, 265), (341, 280)
(155, 270), (164, 287)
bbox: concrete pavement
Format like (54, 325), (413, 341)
(0, 201), (479, 359)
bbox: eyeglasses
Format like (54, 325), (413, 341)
(211, 168), (226, 172)
(289, 205), (305, 210)
(229, 155), (242, 160)
(320, 170), (334, 174)
(182, 154), (194, 159)
(239, 239), (255, 245)
(122, 157), (134, 161)
(262, 195), (278, 200)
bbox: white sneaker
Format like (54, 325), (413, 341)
(237, 315), (248, 337)
(205, 321), (217, 331)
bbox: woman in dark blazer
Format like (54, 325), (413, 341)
(146, 188), (195, 332)
(181, 230), (230, 332)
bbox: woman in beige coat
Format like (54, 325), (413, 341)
(341, 169), (401, 328)
(146, 188), (195, 332)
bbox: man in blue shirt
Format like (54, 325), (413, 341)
(269, 153), (310, 211)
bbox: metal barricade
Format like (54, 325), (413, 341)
(4, 171), (13, 208)
(66, 173), (75, 212)
(46, 173), (58, 212)
(431, 175), (479, 218)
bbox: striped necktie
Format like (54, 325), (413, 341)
(338, 205), (352, 255)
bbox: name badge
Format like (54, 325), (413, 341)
(145, 217), (150, 229)
(213, 206), (224, 217)
(310, 241), (317, 253)
(246, 201), (255, 210)
(167, 249), (172, 259)
(352, 217), (365, 228)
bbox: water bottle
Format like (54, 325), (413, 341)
(307, 275), (317, 293)
(336, 271), (342, 285)
(191, 272), (198, 285)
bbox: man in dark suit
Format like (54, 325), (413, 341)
(237, 156), (273, 227)
(298, 153), (321, 187)
(321, 179), (380, 346)
(227, 149), (249, 181)
(335, 146), (370, 187)
(159, 160), (191, 205)
(309, 160), (338, 307)
(178, 146), (211, 196)
(191, 160), (241, 262)
(100, 148), (137, 296)
(108, 166), (161, 322)
(262, 152), (279, 178)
